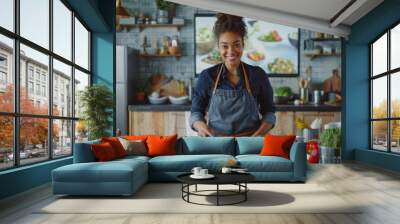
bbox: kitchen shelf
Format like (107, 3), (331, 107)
(121, 23), (184, 31)
(306, 38), (341, 42)
(140, 53), (182, 59)
(304, 53), (341, 60)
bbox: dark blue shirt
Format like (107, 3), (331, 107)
(189, 62), (276, 129)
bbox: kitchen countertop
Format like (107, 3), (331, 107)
(128, 103), (341, 112)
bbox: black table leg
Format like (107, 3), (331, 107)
(195, 184), (197, 192)
(245, 183), (247, 201)
(217, 184), (219, 206)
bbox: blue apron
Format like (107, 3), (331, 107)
(207, 62), (261, 136)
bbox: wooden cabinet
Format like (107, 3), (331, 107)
(129, 111), (196, 136)
(129, 111), (341, 137)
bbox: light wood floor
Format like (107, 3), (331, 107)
(1, 162), (400, 224)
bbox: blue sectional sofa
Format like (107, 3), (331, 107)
(52, 137), (306, 196)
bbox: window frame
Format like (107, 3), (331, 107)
(0, 0), (92, 171)
(370, 20), (400, 154)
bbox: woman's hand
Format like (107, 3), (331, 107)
(193, 121), (214, 137)
(252, 122), (273, 136)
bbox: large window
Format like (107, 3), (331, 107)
(0, 0), (91, 171)
(370, 23), (400, 153)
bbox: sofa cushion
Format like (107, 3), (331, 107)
(235, 137), (263, 155)
(236, 155), (293, 172)
(178, 137), (236, 155)
(149, 154), (235, 172)
(147, 134), (177, 157)
(260, 134), (296, 159)
(73, 140), (100, 163)
(53, 159), (147, 183)
(118, 138), (147, 156)
(91, 142), (118, 161)
(101, 137), (127, 158)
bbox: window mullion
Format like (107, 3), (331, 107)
(388, 30), (391, 152)
(71, 10), (76, 154)
(48, 0), (53, 160)
(14, 0), (20, 167)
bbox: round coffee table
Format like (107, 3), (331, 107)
(177, 173), (255, 206)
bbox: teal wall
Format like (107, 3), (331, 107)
(344, 0), (400, 171)
(0, 0), (115, 200)
(0, 158), (72, 199)
(92, 32), (115, 135)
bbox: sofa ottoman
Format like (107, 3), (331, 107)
(52, 157), (148, 196)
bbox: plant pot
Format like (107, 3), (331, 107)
(319, 146), (335, 164)
(273, 96), (289, 104)
(135, 92), (146, 103)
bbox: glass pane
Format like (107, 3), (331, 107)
(20, 44), (49, 115)
(20, 117), (49, 165)
(372, 33), (387, 76)
(75, 120), (88, 143)
(391, 120), (400, 153)
(391, 72), (400, 118)
(0, 35), (14, 113)
(74, 69), (89, 118)
(53, 119), (72, 158)
(20, 0), (49, 49)
(53, 0), (72, 60)
(391, 24), (400, 70)
(0, 116), (14, 170)
(372, 121), (388, 151)
(53, 59), (72, 117)
(372, 77), (387, 119)
(0, 0), (14, 31)
(74, 17), (89, 70)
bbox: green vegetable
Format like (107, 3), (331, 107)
(197, 27), (214, 42)
(274, 86), (292, 97)
(320, 128), (341, 148)
(209, 48), (221, 61)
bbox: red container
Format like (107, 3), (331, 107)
(306, 141), (319, 163)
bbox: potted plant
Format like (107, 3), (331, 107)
(319, 128), (341, 163)
(274, 86), (292, 104)
(155, 0), (176, 24)
(79, 84), (114, 140)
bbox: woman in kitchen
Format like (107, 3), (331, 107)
(190, 13), (276, 137)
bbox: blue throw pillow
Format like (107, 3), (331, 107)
(179, 137), (235, 155)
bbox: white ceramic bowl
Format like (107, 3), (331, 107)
(148, 96), (168, 105)
(168, 96), (189, 105)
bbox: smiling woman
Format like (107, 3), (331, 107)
(190, 13), (276, 137)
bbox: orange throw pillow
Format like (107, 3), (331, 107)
(101, 137), (126, 158)
(91, 142), (117, 161)
(146, 134), (177, 157)
(260, 134), (296, 159)
(124, 135), (149, 141)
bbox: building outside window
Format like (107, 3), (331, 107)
(0, 0), (91, 170)
(370, 23), (400, 154)
(28, 81), (34, 94)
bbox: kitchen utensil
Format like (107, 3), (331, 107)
(313, 90), (321, 104)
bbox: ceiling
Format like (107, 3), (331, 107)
(168, 0), (384, 37)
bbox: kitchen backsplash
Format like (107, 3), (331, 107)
(117, 0), (341, 94)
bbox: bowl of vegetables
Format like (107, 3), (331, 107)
(247, 50), (265, 66)
(274, 86), (292, 104)
(196, 27), (215, 55)
(258, 30), (282, 47)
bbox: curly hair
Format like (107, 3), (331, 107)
(213, 13), (247, 41)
